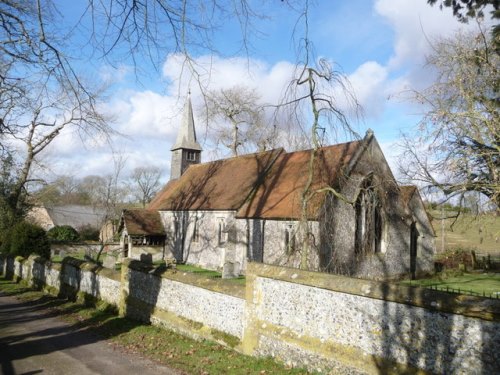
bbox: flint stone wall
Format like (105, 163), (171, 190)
(4, 256), (120, 307)
(243, 263), (500, 374)
(123, 260), (245, 343)
(2, 256), (498, 374)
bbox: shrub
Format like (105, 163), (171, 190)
(434, 247), (473, 270)
(5, 221), (50, 258)
(47, 225), (80, 243)
(78, 225), (100, 241)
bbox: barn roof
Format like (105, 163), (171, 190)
(121, 209), (165, 236)
(399, 185), (418, 205)
(149, 140), (363, 219)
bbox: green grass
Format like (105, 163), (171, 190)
(176, 264), (246, 285)
(51, 252), (86, 263)
(176, 263), (222, 278)
(431, 212), (499, 254)
(0, 277), (307, 374)
(400, 272), (500, 298)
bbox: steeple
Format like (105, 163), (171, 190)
(170, 93), (202, 180)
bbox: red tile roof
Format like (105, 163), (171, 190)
(149, 141), (362, 220)
(238, 141), (361, 219)
(121, 209), (165, 236)
(148, 148), (284, 211)
(399, 185), (418, 205)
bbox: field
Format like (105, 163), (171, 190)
(431, 212), (499, 255)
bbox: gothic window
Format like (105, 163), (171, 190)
(284, 223), (296, 253)
(355, 178), (382, 255)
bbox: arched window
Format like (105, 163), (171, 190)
(355, 178), (382, 254)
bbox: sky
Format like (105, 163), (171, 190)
(38, 0), (486, 185)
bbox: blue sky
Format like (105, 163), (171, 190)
(41, 0), (482, 183)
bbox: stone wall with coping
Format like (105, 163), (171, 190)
(243, 263), (500, 374)
(2, 255), (498, 374)
(3, 255), (120, 308)
(121, 259), (245, 345)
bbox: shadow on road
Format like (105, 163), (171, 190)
(0, 278), (141, 375)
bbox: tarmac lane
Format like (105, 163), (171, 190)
(0, 291), (179, 375)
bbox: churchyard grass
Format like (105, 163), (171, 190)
(0, 277), (309, 374)
(400, 272), (500, 298)
(176, 264), (246, 285)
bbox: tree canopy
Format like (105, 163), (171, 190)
(400, 28), (499, 212)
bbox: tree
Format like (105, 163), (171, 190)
(427, 0), (500, 51)
(47, 225), (80, 243)
(271, 1), (361, 270)
(399, 29), (499, 213)
(205, 86), (270, 156)
(1, 221), (50, 259)
(0, 1), (112, 235)
(129, 166), (162, 208)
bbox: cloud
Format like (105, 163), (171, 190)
(347, 61), (388, 118)
(375, 0), (463, 69)
(44, 55), (300, 179)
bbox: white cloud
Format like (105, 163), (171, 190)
(347, 61), (388, 118)
(43, 55), (299, 179)
(375, 0), (463, 69)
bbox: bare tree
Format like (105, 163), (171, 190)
(399, 28), (499, 213)
(129, 166), (162, 208)
(205, 86), (271, 156)
(93, 155), (128, 262)
(0, 1), (113, 232)
(274, 0), (361, 270)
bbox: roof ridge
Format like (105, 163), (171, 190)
(283, 139), (362, 156)
(190, 147), (285, 165)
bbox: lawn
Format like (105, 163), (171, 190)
(400, 272), (500, 298)
(0, 277), (295, 374)
(176, 263), (246, 285)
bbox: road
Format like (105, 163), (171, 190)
(0, 291), (179, 375)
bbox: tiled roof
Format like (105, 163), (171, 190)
(148, 148), (284, 211)
(47, 205), (107, 229)
(399, 185), (418, 205)
(237, 141), (361, 219)
(149, 141), (362, 219)
(121, 209), (165, 236)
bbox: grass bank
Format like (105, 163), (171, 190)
(0, 277), (309, 374)
(431, 212), (499, 254)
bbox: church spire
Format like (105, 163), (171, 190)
(171, 92), (202, 152)
(170, 93), (202, 180)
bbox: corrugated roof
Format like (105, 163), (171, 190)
(148, 148), (284, 211)
(122, 209), (165, 236)
(237, 141), (361, 219)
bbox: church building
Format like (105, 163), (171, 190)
(119, 95), (436, 280)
